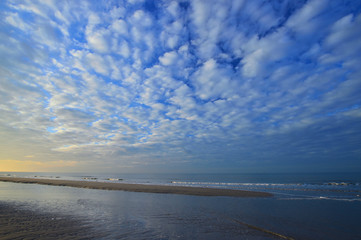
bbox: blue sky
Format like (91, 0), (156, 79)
(0, 0), (360, 173)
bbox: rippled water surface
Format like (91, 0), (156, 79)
(1, 172), (361, 239)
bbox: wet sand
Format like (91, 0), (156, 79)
(0, 177), (272, 197)
(0, 201), (290, 240)
(0, 202), (101, 240)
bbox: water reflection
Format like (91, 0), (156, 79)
(1, 182), (361, 239)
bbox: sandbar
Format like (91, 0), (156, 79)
(0, 177), (272, 197)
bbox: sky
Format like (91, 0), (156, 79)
(0, 0), (360, 173)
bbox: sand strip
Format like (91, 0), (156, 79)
(0, 177), (272, 197)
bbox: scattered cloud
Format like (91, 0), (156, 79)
(0, 0), (360, 172)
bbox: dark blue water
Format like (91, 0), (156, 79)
(1, 172), (361, 239)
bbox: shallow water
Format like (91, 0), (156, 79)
(1, 174), (361, 239)
(0, 182), (276, 239)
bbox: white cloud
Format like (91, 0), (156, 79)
(87, 12), (101, 29)
(86, 29), (110, 53)
(191, 59), (237, 100)
(286, 0), (327, 35)
(54, 10), (70, 26)
(111, 19), (128, 36)
(241, 28), (292, 78)
(5, 12), (28, 31)
(131, 10), (153, 27)
(55, 108), (95, 122)
(127, 0), (144, 4)
(109, 6), (126, 19)
(159, 51), (178, 66)
(118, 41), (130, 58)
(189, 0), (229, 59)
(86, 53), (110, 76)
(11, 1), (48, 18)
(167, 1), (180, 18)
(325, 14), (361, 64)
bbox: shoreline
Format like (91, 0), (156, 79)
(0, 200), (292, 240)
(0, 177), (272, 198)
(0, 201), (101, 240)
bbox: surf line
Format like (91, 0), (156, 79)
(231, 218), (295, 240)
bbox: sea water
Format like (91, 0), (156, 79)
(1, 172), (361, 239)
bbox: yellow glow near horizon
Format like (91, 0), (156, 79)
(0, 159), (78, 172)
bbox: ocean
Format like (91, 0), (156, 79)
(1, 172), (361, 239)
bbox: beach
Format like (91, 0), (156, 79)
(0, 177), (272, 197)
(0, 202), (100, 240)
(0, 199), (283, 240)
